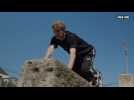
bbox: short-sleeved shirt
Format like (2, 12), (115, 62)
(50, 30), (95, 57)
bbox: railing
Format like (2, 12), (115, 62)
(0, 77), (17, 87)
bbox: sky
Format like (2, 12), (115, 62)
(0, 12), (134, 87)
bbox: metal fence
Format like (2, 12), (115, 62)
(0, 77), (17, 87)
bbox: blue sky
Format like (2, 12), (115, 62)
(0, 12), (134, 86)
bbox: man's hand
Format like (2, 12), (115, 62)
(68, 48), (76, 70)
(43, 45), (54, 62)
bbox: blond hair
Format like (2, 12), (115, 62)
(52, 20), (66, 31)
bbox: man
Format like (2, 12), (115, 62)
(44, 21), (99, 86)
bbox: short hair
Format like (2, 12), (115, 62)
(52, 20), (66, 31)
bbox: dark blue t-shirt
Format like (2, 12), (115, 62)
(50, 31), (95, 57)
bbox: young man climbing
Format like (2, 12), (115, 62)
(44, 20), (99, 86)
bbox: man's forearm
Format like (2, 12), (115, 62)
(43, 45), (54, 60)
(44, 51), (52, 59)
(68, 54), (76, 70)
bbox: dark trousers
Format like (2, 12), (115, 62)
(72, 49), (97, 82)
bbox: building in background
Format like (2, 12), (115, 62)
(0, 67), (9, 78)
(118, 74), (134, 87)
(118, 42), (134, 87)
(0, 67), (17, 87)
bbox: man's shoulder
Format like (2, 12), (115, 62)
(51, 36), (57, 41)
(65, 31), (78, 39)
(50, 36), (59, 43)
(65, 30), (74, 35)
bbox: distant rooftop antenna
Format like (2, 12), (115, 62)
(122, 41), (128, 74)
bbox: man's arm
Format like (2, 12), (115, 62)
(43, 45), (55, 61)
(68, 48), (76, 70)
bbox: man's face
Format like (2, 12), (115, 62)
(52, 25), (64, 39)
